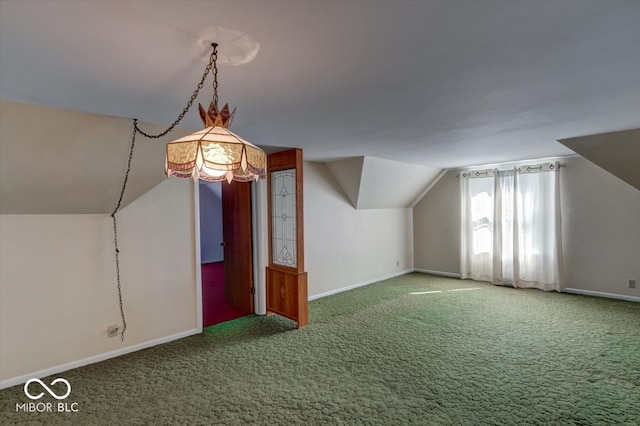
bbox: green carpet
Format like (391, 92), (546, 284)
(1, 273), (639, 425)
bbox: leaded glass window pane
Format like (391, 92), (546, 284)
(271, 169), (297, 267)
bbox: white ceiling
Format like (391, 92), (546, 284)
(1, 0), (639, 169)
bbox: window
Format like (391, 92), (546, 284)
(460, 163), (563, 291)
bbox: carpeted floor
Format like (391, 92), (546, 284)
(1, 273), (639, 425)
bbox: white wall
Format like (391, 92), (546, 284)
(560, 156), (640, 297)
(413, 170), (460, 275)
(0, 214), (115, 381)
(198, 181), (224, 263)
(412, 156), (640, 298)
(304, 162), (413, 298)
(116, 179), (197, 340)
(0, 179), (197, 385)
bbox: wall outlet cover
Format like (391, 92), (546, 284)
(107, 324), (119, 337)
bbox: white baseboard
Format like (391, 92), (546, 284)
(308, 269), (414, 301)
(413, 268), (461, 278)
(0, 328), (199, 390)
(564, 288), (639, 303)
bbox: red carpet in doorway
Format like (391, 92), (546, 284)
(202, 262), (249, 328)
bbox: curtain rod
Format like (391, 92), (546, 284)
(456, 162), (566, 177)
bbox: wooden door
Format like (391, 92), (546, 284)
(266, 149), (308, 328)
(221, 181), (254, 313)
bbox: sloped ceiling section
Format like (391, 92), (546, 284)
(0, 100), (194, 214)
(325, 157), (364, 208)
(326, 156), (442, 209)
(558, 129), (640, 190)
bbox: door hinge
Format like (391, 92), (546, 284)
(251, 287), (255, 295)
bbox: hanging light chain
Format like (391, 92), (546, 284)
(111, 214), (127, 342)
(134, 44), (217, 139)
(110, 120), (137, 341)
(212, 43), (219, 108)
(111, 43), (219, 341)
(111, 120), (137, 217)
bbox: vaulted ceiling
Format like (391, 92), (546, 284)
(1, 0), (639, 170)
(558, 129), (640, 190)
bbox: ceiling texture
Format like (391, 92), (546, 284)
(1, 0), (638, 170)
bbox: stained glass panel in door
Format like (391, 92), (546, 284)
(271, 169), (297, 268)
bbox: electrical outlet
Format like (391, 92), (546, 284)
(107, 324), (119, 338)
(628, 279), (636, 289)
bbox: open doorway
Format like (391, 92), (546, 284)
(198, 181), (250, 327)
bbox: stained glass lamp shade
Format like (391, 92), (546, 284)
(165, 42), (266, 183)
(166, 102), (266, 183)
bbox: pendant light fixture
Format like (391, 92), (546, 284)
(110, 42), (265, 341)
(165, 43), (266, 183)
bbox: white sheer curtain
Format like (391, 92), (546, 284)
(460, 163), (563, 291)
(460, 170), (495, 282)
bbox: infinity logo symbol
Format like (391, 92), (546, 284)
(24, 378), (71, 400)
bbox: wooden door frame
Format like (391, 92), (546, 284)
(193, 179), (268, 333)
